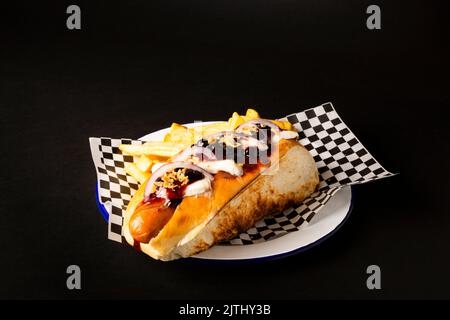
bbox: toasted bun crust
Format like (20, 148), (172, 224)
(123, 140), (319, 260)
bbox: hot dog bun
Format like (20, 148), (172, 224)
(123, 139), (319, 260)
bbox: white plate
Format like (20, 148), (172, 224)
(135, 121), (354, 262)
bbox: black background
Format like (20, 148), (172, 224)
(1, 0), (449, 299)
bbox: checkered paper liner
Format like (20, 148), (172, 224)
(89, 102), (394, 245)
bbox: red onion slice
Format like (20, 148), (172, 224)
(173, 145), (216, 162)
(144, 161), (214, 201)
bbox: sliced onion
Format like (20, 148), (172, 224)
(173, 145), (216, 162)
(144, 161), (214, 201)
(239, 136), (268, 151)
(151, 162), (166, 173)
(236, 119), (281, 135)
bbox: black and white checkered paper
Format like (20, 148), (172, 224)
(89, 102), (393, 245)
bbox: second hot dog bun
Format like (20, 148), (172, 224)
(123, 139), (319, 260)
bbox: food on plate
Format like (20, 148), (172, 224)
(120, 109), (319, 260)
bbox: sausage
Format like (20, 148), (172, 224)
(129, 198), (175, 243)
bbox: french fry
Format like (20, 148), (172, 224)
(119, 142), (185, 157)
(124, 163), (150, 184)
(164, 123), (194, 145)
(270, 120), (293, 131)
(163, 133), (172, 142)
(164, 122), (229, 144)
(245, 108), (260, 119)
(227, 112), (245, 130)
(226, 108), (292, 131)
(171, 123), (186, 131)
(197, 122), (228, 132)
(136, 155), (153, 172)
(145, 154), (172, 162)
(192, 122), (228, 140)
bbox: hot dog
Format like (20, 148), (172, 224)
(123, 119), (319, 260)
